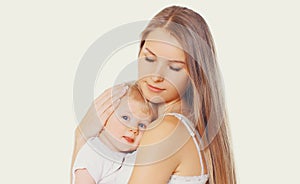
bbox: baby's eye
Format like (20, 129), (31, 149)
(138, 123), (147, 130)
(121, 115), (130, 121)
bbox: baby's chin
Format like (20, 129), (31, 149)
(116, 142), (139, 153)
(120, 145), (138, 153)
(118, 148), (136, 153)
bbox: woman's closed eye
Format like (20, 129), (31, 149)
(169, 65), (182, 71)
(144, 54), (183, 71)
(145, 56), (155, 62)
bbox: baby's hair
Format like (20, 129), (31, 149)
(123, 82), (157, 121)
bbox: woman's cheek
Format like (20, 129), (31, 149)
(166, 72), (190, 93)
(137, 61), (145, 79)
(138, 61), (152, 79)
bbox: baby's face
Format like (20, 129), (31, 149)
(103, 95), (152, 152)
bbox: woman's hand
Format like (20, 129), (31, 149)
(77, 84), (128, 140)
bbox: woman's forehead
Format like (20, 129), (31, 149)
(145, 28), (183, 50)
(143, 30), (185, 62)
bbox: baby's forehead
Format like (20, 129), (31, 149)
(116, 95), (152, 119)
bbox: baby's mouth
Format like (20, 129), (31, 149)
(123, 136), (134, 143)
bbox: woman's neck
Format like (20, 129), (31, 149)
(157, 98), (188, 116)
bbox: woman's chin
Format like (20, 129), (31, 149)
(148, 96), (166, 104)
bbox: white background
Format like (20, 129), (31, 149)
(1, 0), (299, 183)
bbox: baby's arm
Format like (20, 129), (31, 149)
(72, 138), (106, 184)
(74, 169), (95, 184)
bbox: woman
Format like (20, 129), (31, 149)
(72, 6), (236, 184)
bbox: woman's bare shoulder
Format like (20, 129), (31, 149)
(134, 114), (192, 166)
(140, 115), (185, 145)
(138, 114), (191, 152)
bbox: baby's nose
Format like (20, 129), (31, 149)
(129, 127), (139, 135)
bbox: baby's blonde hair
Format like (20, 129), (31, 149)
(124, 82), (156, 121)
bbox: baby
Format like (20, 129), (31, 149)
(73, 83), (155, 184)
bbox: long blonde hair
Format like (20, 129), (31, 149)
(139, 6), (236, 184)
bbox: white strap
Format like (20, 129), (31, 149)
(164, 113), (206, 175)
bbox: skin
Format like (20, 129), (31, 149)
(128, 29), (206, 183)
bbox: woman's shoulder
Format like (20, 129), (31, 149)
(134, 113), (194, 166)
(141, 115), (185, 144)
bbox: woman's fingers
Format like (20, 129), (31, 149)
(95, 84), (128, 112)
(94, 84), (128, 119)
(94, 83), (128, 106)
(96, 98), (121, 127)
(95, 84), (128, 122)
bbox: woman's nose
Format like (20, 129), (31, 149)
(151, 63), (165, 82)
(151, 75), (164, 82)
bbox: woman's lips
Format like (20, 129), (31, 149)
(123, 136), (134, 143)
(147, 84), (165, 93)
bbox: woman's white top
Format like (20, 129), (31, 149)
(165, 113), (209, 184)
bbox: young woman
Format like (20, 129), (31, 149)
(72, 5), (236, 184)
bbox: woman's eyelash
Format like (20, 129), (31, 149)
(144, 55), (182, 71)
(145, 56), (155, 62)
(170, 66), (182, 71)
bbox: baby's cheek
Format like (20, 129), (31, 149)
(135, 134), (144, 145)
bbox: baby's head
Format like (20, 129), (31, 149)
(100, 83), (155, 152)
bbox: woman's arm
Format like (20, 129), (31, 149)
(128, 116), (191, 184)
(70, 84), (128, 183)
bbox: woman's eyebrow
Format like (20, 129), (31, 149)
(168, 60), (185, 64)
(145, 47), (185, 64)
(145, 48), (156, 56)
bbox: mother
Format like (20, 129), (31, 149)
(72, 6), (236, 184)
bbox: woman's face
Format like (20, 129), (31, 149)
(138, 28), (190, 104)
